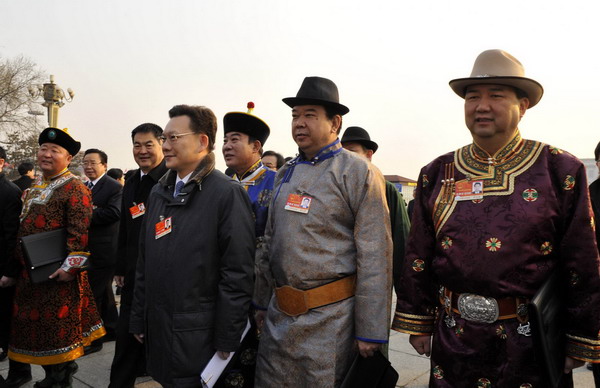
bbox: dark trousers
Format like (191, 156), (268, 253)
(87, 266), (118, 332)
(0, 286), (15, 350)
(109, 278), (146, 388)
(593, 363), (600, 387)
(0, 286), (31, 378)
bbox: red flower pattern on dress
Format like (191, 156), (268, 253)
(10, 173), (103, 363)
(57, 305), (69, 319)
(34, 214), (46, 228)
(30, 309), (40, 321)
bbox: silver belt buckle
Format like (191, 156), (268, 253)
(457, 293), (499, 323)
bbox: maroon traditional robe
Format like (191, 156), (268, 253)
(393, 133), (600, 387)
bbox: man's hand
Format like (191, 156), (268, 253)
(564, 356), (585, 374)
(114, 275), (125, 288)
(49, 268), (75, 282)
(134, 333), (144, 344)
(356, 340), (381, 358)
(0, 276), (16, 288)
(409, 334), (432, 357)
(254, 309), (267, 330)
(217, 351), (230, 360)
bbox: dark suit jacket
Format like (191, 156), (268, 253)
(114, 162), (167, 291)
(0, 173), (22, 278)
(88, 174), (123, 269)
(590, 178), (600, 252)
(12, 175), (33, 192)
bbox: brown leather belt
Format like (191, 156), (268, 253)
(440, 287), (529, 322)
(275, 275), (356, 317)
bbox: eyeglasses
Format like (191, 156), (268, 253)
(82, 161), (102, 166)
(159, 132), (196, 143)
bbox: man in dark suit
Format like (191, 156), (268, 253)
(83, 148), (122, 354)
(0, 147), (32, 388)
(109, 123), (167, 388)
(11, 162), (34, 192)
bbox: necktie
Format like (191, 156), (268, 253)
(174, 181), (184, 198)
(88, 181), (94, 189)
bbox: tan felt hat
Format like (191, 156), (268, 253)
(449, 49), (543, 108)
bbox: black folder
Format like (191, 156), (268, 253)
(529, 267), (565, 388)
(21, 228), (67, 283)
(340, 351), (399, 388)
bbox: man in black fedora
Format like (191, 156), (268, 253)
(254, 77), (393, 387)
(341, 126), (411, 352)
(394, 49), (600, 386)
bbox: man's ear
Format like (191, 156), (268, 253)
(197, 134), (210, 153)
(331, 115), (342, 134)
(519, 97), (530, 118)
(252, 140), (262, 154)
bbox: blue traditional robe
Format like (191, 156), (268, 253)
(233, 160), (276, 238)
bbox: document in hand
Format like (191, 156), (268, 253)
(200, 319), (251, 388)
(21, 228), (67, 283)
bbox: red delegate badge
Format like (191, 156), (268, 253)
(455, 180), (484, 201)
(155, 217), (172, 239)
(284, 194), (312, 214)
(129, 203), (146, 219)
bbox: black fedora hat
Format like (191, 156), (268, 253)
(341, 126), (378, 153)
(283, 76), (349, 115)
(223, 102), (270, 146)
(38, 127), (81, 156)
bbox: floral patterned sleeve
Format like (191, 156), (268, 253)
(60, 179), (93, 274)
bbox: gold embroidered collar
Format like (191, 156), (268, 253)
(455, 132), (544, 194)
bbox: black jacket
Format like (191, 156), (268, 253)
(130, 153), (255, 387)
(114, 161), (167, 282)
(12, 175), (33, 192)
(88, 174), (122, 269)
(0, 173), (22, 278)
(590, 178), (600, 252)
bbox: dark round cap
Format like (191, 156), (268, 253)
(223, 102), (270, 146)
(38, 127), (81, 156)
(341, 126), (378, 153)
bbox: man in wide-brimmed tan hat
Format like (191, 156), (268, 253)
(253, 77), (393, 387)
(394, 49), (600, 386)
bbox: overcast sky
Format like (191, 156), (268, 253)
(2, 0), (599, 179)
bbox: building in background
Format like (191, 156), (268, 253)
(582, 158), (598, 184)
(385, 175), (417, 200)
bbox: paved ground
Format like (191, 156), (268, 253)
(1, 292), (596, 387)
(1, 329), (596, 387)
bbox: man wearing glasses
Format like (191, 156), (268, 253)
(82, 148), (122, 354)
(130, 105), (255, 387)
